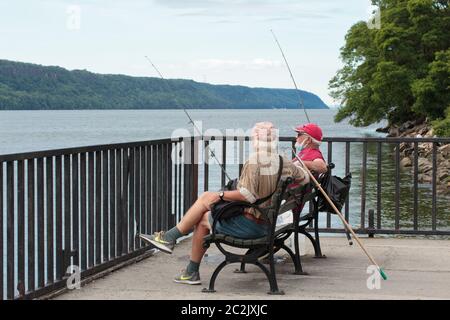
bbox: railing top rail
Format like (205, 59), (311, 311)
(2, 135), (448, 162)
(0, 137), (177, 162)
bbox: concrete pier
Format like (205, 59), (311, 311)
(55, 237), (450, 300)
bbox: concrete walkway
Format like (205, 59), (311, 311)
(55, 236), (450, 300)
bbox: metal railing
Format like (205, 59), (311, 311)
(0, 138), (195, 300)
(1, 135), (450, 300)
(195, 135), (450, 236)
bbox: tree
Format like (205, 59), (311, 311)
(329, 0), (449, 131)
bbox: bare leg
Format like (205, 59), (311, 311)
(190, 212), (211, 263)
(176, 191), (217, 234)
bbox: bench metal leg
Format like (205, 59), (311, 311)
(234, 262), (247, 273)
(202, 260), (228, 293)
(254, 261), (284, 295)
(313, 222), (326, 258)
(302, 230), (326, 258)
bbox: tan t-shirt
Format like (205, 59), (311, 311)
(237, 152), (310, 218)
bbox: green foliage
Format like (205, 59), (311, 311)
(329, 0), (449, 132)
(432, 106), (450, 137)
(0, 60), (328, 110)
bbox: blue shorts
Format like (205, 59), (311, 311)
(208, 212), (268, 239)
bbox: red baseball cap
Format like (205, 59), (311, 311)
(294, 123), (323, 143)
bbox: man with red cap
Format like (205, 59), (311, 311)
(293, 123), (327, 175)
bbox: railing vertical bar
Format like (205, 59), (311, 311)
(102, 150), (109, 261)
(183, 140), (189, 216)
(204, 140), (209, 192)
(178, 143), (182, 222)
(376, 142), (382, 230)
(122, 149), (129, 255)
(239, 139), (244, 177)
(129, 147), (135, 252)
(27, 159), (35, 292)
(221, 137), (226, 188)
(146, 146), (151, 234)
(17, 160), (25, 296)
(109, 150), (116, 259)
(37, 158), (44, 289)
(88, 151), (94, 267)
(432, 143), (437, 231)
(63, 155), (71, 274)
(72, 154), (79, 269)
(134, 147), (141, 249)
(361, 142), (367, 229)
(55, 156), (63, 280)
(173, 144), (178, 225)
(413, 142), (419, 231)
(157, 145), (163, 231)
(327, 142), (332, 228)
(345, 142), (350, 222)
(168, 143), (173, 228)
(6, 161), (15, 299)
(163, 144), (168, 230)
(192, 138), (198, 204)
(151, 145), (157, 233)
(80, 153), (87, 271)
(395, 143), (400, 230)
(95, 151), (101, 264)
(160, 144), (166, 230)
(0, 162), (3, 300)
(116, 149), (122, 257)
(45, 157), (54, 285)
(140, 146), (145, 242)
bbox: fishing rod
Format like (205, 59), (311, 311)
(292, 148), (388, 280)
(270, 29), (311, 123)
(144, 56), (232, 181)
(273, 30), (354, 245)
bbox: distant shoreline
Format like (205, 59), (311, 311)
(0, 59), (329, 110)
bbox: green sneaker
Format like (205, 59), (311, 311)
(174, 270), (201, 285)
(139, 231), (174, 254)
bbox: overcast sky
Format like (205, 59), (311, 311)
(0, 0), (376, 106)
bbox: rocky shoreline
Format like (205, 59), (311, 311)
(377, 118), (450, 194)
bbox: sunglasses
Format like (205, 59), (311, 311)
(296, 132), (306, 138)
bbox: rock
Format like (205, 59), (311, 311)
(376, 126), (390, 133)
(418, 174), (432, 183)
(424, 129), (434, 138)
(388, 126), (400, 137)
(400, 121), (415, 132)
(400, 157), (412, 167)
(439, 172), (449, 181)
(419, 127), (429, 135)
(418, 158), (432, 169)
(399, 142), (410, 152)
(438, 144), (450, 157)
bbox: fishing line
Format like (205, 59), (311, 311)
(270, 29), (311, 123)
(144, 56), (232, 181)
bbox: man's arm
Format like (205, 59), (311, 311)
(221, 190), (249, 202)
(302, 159), (327, 174)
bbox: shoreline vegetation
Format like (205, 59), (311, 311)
(377, 118), (450, 194)
(329, 0), (449, 194)
(329, 1), (449, 137)
(0, 59), (328, 111)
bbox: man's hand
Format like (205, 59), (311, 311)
(202, 191), (221, 210)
